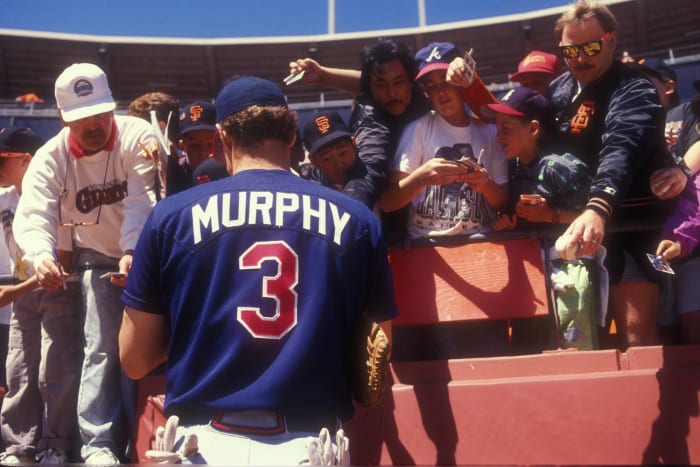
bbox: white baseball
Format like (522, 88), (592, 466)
(555, 234), (579, 260)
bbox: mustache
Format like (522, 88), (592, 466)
(83, 128), (106, 138)
(386, 99), (404, 107)
(573, 63), (595, 71)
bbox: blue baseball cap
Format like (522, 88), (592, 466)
(414, 42), (462, 81)
(177, 101), (217, 139)
(0, 126), (44, 155)
(216, 77), (287, 122)
(484, 87), (551, 121)
(631, 57), (677, 83)
(302, 111), (352, 156)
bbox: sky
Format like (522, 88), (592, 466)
(0, 0), (573, 38)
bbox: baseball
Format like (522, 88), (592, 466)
(555, 234), (580, 260)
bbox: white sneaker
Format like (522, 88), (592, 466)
(0, 452), (36, 464)
(84, 448), (120, 465)
(37, 448), (67, 464)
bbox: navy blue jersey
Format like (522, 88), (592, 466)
(122, 169), (398, 421)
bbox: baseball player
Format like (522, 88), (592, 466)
(119, 76), (398, 464)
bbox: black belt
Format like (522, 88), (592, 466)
(209, 409), (339, 436)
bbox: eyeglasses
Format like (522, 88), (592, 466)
(422, 80), (452, 95)
(58, 188), (102, 227)
(558, 33), (611, 60)
(58, 150), (111, 227)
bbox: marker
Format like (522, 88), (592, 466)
(52, 246), (67, 291)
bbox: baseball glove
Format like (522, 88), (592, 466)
(352, 317), (391, 408)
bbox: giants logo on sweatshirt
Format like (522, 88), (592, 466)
(75, 180), (128, 213)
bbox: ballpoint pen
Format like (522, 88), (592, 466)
(52, 246), (67, 291)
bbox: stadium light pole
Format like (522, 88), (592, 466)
(418, 0), (426, 27)
(328, 0), (335, 34)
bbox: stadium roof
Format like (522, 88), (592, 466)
(1, 0), (699, 110)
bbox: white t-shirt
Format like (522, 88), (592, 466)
(0, 186), (20, 325)
(393, 111), (508, 238)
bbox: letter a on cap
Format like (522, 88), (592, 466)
(426, 47), (442, 62)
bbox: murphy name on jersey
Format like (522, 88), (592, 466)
(192, 190), (352, 246)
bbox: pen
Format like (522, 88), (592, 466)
(52, 246), (67, 291)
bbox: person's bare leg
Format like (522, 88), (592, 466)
(611, 281), (660, 348)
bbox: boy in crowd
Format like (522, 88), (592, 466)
(486, 88), (603, 350)
(0, 127), (82, 464)
(509, 50), (562, 96)
(301, 111), (359, 191)
(380, 42), (509, 238)
(654, 94), (700, 344)
(170, 101), (225, 193)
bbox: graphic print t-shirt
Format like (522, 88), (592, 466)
(394, 111), (508, 237)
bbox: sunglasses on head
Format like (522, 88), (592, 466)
(558, 33), (611, 60)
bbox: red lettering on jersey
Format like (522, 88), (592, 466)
(237, 241), (299, 339)
(570, 101), (595, 134)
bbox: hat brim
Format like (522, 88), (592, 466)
(60, 99), (116, 123)
(0, 151), (29, 157)
(308, 131), (352, 156)
(177, 123), (217, 139)
(415, 62), (451, 82)
(483, 102), (526, 119)
(509, 68), (557, 82)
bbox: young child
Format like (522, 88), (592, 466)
(380, 42), (509, 238)
(654, 94), (700, 344)
(0, 127), (82, 464)
(485, 87), (604, 350)
(301, 111), (362, 191)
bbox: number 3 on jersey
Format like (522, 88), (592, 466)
(237, 240), (299, 339)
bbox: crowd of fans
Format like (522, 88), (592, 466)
(0, 0), (698, 464)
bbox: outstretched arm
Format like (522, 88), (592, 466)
(288, 58), (362, 95)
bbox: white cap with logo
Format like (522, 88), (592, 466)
(54, 63), (116, 122)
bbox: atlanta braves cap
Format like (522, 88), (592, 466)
(54, 63), (116, 123)
(0, 126), (44, 156)
(302, 111), (352, 156)
(484, 87), (551, 121)
(216, 77), (287, 122)
(177, 101), (217, 139)
(414, 42), (462, 82)
(509, 50), (562, 82)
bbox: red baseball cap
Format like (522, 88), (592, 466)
(509, 51), (562, 83)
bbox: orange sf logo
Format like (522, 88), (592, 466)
(315, 116), (331, 134)
(570, 101), (595, 134)
(190, 105), (204, 122)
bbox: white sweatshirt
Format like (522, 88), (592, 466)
(14, 115), (158, 264)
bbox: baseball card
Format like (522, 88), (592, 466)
(647, 254), (675, 275)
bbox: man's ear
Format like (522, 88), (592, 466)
(664, 79), (677, 98)
(57, 108), (68, 127)
(529, 119), (542, 138)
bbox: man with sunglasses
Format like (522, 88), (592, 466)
(13, 63), (160, 464)
(549, 1), (671, 349)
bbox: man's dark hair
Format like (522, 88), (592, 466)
(359, 38), (417, 96)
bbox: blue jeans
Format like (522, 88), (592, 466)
(74, 249), (135, 461)
(0, 283), (82, 457)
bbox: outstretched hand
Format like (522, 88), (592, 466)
(288, 58), (324, 85)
